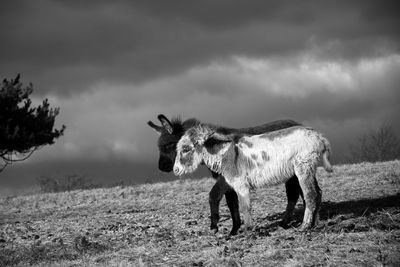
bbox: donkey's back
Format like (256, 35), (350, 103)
(237, 126), (332, 187)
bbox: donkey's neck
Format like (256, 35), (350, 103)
(202, 152), (223, 175)
(202, 143), (240, 179)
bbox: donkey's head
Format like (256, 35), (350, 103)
(148, 114), (185, 172)
(174, 124), (232, 176)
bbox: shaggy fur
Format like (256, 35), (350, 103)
(174, 124), (333, 231)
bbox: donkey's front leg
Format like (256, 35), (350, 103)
(210, 174), (241, 235)
(224, 185), (241, 235)
(233, 184), (252, 231)
(209, 175), (227, 233)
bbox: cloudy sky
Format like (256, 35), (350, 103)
(1, 0), (399, 190)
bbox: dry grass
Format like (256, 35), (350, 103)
(1, 160), (399, 266)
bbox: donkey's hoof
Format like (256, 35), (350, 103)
(229, 229), (238, 236)
(239, 224), (254, 234)
(279, 220), (291, 229)
(298, 223), (312, 232)
(209, 227), (218, 235)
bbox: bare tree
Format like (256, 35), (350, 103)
(350, 124), (400, 163)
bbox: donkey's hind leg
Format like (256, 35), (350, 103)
(281, 176), (302, 227)
(294, 160), (322, 231)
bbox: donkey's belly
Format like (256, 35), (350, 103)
(247, 161), (294, 188)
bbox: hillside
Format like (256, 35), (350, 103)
(1, 160), (399, 266)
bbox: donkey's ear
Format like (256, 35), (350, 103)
(189, 125), (214, 147)
(203, 133), (232, 155)
(158, 114), (173, 134)
(148, 120), (163, 133)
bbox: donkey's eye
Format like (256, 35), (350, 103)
(182, 145), (192, 153)
(166, 143), (176, 150)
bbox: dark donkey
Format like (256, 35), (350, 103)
(148, 114), (304, 235)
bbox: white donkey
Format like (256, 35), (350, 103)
(173, 124), (333, 232)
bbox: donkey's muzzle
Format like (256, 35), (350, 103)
(173, 165), (184, 176)
(158, 157), (174, 172)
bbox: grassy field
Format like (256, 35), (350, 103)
(1, 160), (399, 266)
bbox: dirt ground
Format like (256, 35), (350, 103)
(1, 160), (399, 266)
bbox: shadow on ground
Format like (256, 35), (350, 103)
(320, 193), (400, 219)
(253, 193), (400, 234)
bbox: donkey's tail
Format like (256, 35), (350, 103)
(321, 137), (333, 173)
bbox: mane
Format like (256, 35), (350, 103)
(186, 123), (214, 142)
(170, 117), (200, 136)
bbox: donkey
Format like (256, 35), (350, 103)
(174, 123), (333, 232)
(148, 114), (303, 235)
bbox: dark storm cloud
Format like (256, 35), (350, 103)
(1, 0), (399, 96)
(1, 0), (400, 191)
